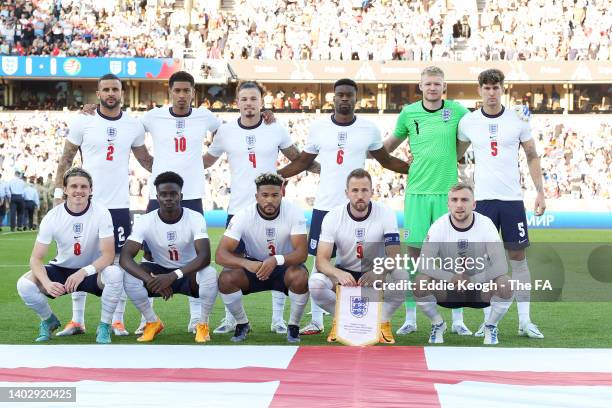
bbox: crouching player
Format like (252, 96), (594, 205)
(414, 183), (513, 345)
(309, 169), (408, 344)
(16, 167), (124, 344)
(119, 172), (217, 343)
(215, 173), (309, 343)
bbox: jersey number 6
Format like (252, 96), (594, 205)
(336, 149), (344, 165)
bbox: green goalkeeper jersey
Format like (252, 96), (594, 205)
(393, 99), (469, 194)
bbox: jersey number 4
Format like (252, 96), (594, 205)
(174, 136), (187, 152)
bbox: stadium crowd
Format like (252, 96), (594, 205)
(0, 0), (610, 61)
(1, 111), (609, 228)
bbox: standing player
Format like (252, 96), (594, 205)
(457, 68), (546, 339)
(414, 183), (513, 345)
(215, 173), (309, 343)
(204, 81), (319, 335)
(16, 167), (124, 344)
(0, 174), (7, 231)
(53, 73), (152, 338)
(279, 78), (411, 335)
(309, 169), (408, 343)
(119, 172), (218, 343)
(137, 71), (221, 334)
(384, 66), (471, 336)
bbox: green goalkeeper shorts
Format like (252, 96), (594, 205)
(403, 193), (448, 248)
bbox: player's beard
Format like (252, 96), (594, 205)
(350, 200), (368, 213)
(258, 203), (280, 217)
(100, 97), (119, 109)
(335, 104), (353, 116)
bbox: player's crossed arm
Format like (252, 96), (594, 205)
(278, 151), (318, 179)
(64, 236), (114, 293)
(215, 236), (261, 273)
(29, 241), (65, 298)
(370, 147), (412, 174)
(132, 145), (153, 172)
(119, 240), (170, 300)
(281, 145), (321, 174)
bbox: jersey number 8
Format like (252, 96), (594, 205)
(73, 242), (81, 256)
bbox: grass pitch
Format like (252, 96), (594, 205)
(1, 228), (611, 347)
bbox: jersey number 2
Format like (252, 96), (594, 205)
(106, 145), (114, 161)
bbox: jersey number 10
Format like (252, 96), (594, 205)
(174, 137), (187, 152)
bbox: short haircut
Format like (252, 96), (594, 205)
(98, 73), (122, 89)
(448, 182), (474, 197)
(346, 168), (372, 188)
(255, 172), (284, 189)
(154, 171), (184, 189)
(63, 167), (93, 188)
(169, 71), (195, 88)
(237, 81), (264, 97)
(421, 66), (445, 79)
(334, 78), (358, 92)
(478, 69), (505, 86)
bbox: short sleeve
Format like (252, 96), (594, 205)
(303, 123), (319, 154)
(278, 125), (293, 149)
(318, 211), (336, 244)
(519, 119), (533, 142)
(206, 110), (222, 133)
(66, 116), (85, 146)
(393, 109), (410, 140)
(289, 206), (307, 235)
(36, 212), (54, 245)
(367, 123), (383, 151)
(224, 211), (246, 242)
(457, 116), (471, 142)
(140, 110), (152, 132)
(98, 208), (114, 239)
(127, 214), (147, 244)
(192, 212), (209, 240)
(382, 207), (400, 245)
(131, 120), (146, 147)
(207, 127), (225, 157)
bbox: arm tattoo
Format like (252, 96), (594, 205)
(54, 142), (79, 187)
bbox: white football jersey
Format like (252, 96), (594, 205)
(208, 118), (293, 214)
(458, 106), (532, 201)
(141, 107), (221, 200)
(37, 202), (114, 269)
(421, 212), (506, 281)
(67, 110), (145, 209)
(319, 201), (399, 273)
(304, 116), (383, 211)
(224, 200), (307, 261)
(128, 208), (209, 269)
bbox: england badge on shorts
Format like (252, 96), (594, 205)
(167, 231), (177, 242)
(350, 296), (368, 318)
(441, 108), (451, 122)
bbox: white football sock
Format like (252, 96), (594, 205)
(100, 266), (123, 324)
(452, 308), (464, 324)
(220, 290), (248, 324)
(71, 291), (87, 324)
(309, 262), (325, 325)
(288, 290), (308, 326)
(196, 266), (218, 324)
(188, 296), (202, 321)
(139, 298), (154, 325)
(17, 276), (52, 320)
(511, 259), (531, 324)
(308, 273), (336, 316)
(404, 305), (417, 323)
(482, 306), (491, 322)
(486, 295), (512, 326)
(112, 289), (127, 324)
(415, 294), (442, 325)
(124, 273), (157, 322)
(271, 290), (287, 322)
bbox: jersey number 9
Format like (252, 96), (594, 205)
(356, 243), (363, 259)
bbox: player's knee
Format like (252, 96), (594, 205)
(287, 266), (308, 291)
(412, 274), (431, 298)
(507, 249), (526, 261)
(196, 265), (218, 286)
(218, 269), (238, 293)
(17, 273), (37, 297)
(494, 276), (513, 299)
(101, 265), (124, 285)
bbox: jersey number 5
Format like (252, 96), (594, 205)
(336, 149), (344, 165)
(490, 140), (498, 156)
(106, 145), (114, 161)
